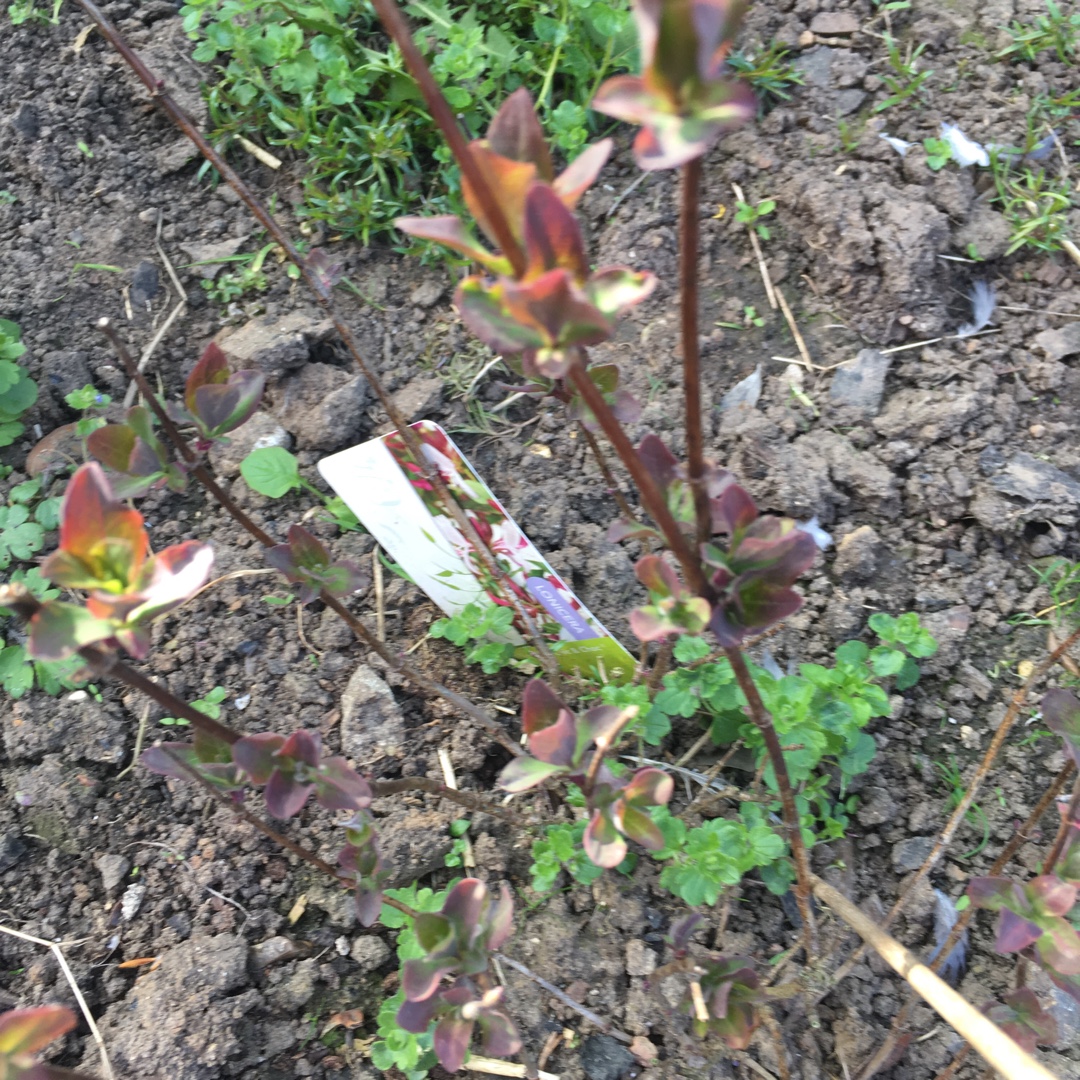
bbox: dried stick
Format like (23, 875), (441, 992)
(0, 925), (117, 1080)
(679, 156), (711, 549)
(731, 182), (777, 310)
(758, 1006), (792, 1080)
(464, 1060), (558, 1080)
(856, 759), (1076, 1079)
(371, 777), (529, 826)
(831, 624), (1080, 986)
(495, 953), (633, 1044)
(93, 320), (523, 758)
(726, 646), (817, 956)
(75, 0), (560, 678)
(774, 286), (814, 372)
(810, 876), (1057, 1080)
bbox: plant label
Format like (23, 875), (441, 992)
(319, 421), (635, 681)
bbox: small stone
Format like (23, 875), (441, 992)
(833, 525), (884, 584)
(0, 831), (27, 873)
(625, 940), (657, 978)
(580, 1033), (636, 1080)
(810, 11), (859, 34)
(991, 452), (1080, 505)
(830, 349), (890, 418)
(892, 836), (934, 873)
(178, 236), (249, 279)
(275, 363), (371, 451)
(953, 208), (1012, 261)
(350, 936), (391, 970)
(252, 935), (305, 968)
(857, 786), (897, 828)
(629, 1036), (658, 1066)
(216, 310), (331, 379)
(720, 364), (762, 412)
(269, 958), (319, 1010)
(408, 281), (445, 308)
(11, 102), (41, 140)
(121, 882), (146, 922)
(394, 376), (444, 422)
(797, 29), (815, 47)
(340, 664), (406, 762)
(130, 260), (160, 308)
(95, 853), (131, 893)
(1032, 323), (1080, 362)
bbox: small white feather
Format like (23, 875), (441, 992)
(956, 281), (996, 338)
(879, 133), (916, 157)
(797, 516), (833, 550)
(940, 122), (989, 168)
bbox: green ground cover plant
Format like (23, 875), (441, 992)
(178, 0), (637, 242)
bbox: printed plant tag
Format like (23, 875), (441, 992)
(319, 421), (635, 682)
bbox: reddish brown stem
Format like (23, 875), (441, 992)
(1042, 768), (1080, 875)
(577, 420), (641, 527)
(160, 746), (342, 879)
(725, 645), (817, 956)
(368, 0), (526, 278)
(77, 0), (559, 678)
(370, 777), (528, 825)
(679, 157), (711, 550)
(568, 351), (709, 595)
(495, 952), (633, 1043)
(93, 326), (523, 759)
(1, 585), (240, 745)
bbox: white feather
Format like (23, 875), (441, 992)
(940, 122), (989, 168)
(879, 133), (915, 157)
(956, 281), (996, 338)
(797, 516), (833, 550)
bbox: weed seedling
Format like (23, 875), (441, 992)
(0, 319), (38, 447)
(160, 686), (228, 728)
(874, 34), (933, 113)
(998, 0), (1080, 63)
(991, 158), (1073, 255)
(734, 198), (776, 240)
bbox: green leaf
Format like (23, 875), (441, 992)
(240, 446), (301, 498)
(672, 635), (711, 663)
(869, 646), (906, 677)
(894, 656), (921, 691)
(838, 731), (877, 777)
(0, 644), (33, 698)
(834, 639), (869, 666)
